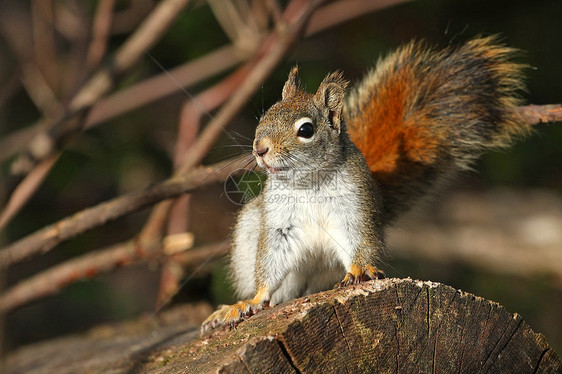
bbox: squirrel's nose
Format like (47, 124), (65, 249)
(256, 146), (269, 157)
(253, 139), (270, 157)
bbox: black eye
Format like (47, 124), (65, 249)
(297, 122), (314, 139)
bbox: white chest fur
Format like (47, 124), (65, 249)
(262, 168), (363, 272)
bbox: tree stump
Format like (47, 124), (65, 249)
(183, 278), (560, 373)
(3, 278), (561, 373)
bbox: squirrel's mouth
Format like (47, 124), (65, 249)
(259, 158), (286, 174)
(265, 163), (286, 174)
(267, 166), (285, 174)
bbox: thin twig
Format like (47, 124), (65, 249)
(0, 240), (228, 313)
(306, 0), (413, 35)
(249, 0), (270, 31)
(0, 238), (156, 313)
(0, 4), (33, 65)
(264, 0), (283, 25)
(51, 1), (89, 42)
(171, 241), (230, 266)
(86, 0), (116, 70)
(94, 48), (245, 129)
(53, 1), (91, 101)
(0, 3), (56, 116)
(19, 64), (61, 117)
(31, 0), (59, 93)
(0, 155), (249, 269)
(209, 0), (262, 53)
(111, 0), (154, 35)
(156, 87), (202, 307)
(0, 73), (21, 113)
(0, 153), (61, 230)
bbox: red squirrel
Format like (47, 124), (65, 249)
(202, 36), (529, 332)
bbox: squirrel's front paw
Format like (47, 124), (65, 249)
(200, 300), (266, 334)
(337, 264), (385, 287)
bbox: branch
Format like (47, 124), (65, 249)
(171, 241), (230, 266)
(0, 239), (155, 313)
(0, 153), (61, 230)
(388, 189), (562, 287)
(31, 0), (59, 94)
(0, 240), (228, 313)
(71, 0), (191, 111)
(86, 45), (242, 130)
(0, 0), (195, 232)
(0, 155), (250, 269)
(177, 0), (328, 174)
(0, 0), (321, 269)
(85, 0), (116, 70)
(517, 104), (562, 125)
(19, 64), (61, 117)
(0, 0), (415, 163)
(306, 0), (413, 35)
(111, 0), (154, 35)
(0, 45), (242, 164)
(209, 0), (263, 53)
(13, 0), (193, 174)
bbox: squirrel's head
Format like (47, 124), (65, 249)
(253, 66), (349, 174)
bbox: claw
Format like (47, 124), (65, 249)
(200, 299), (266, 335)
(337, 264), (385, 288)
(201, 287), (271, 334)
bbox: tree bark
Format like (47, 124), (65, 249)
(3, 278), (561, 373)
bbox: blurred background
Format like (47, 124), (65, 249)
(0, 0), (561, 359)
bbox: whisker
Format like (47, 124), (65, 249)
(206, 151), (251, 164)
(196, 155), (255, 187)
(226, 130), (254, 142)
(213, 144), (253, 149)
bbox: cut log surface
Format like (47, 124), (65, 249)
(3, 278), (561, 373)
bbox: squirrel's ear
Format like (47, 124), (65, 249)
(282, 66), (301, 100)
(314, 72), (348, 132)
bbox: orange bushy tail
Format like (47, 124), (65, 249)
(346, 36), (529, 221)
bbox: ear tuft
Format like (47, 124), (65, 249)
(313, 71), (348, 132)
(282, 66), (301, 100)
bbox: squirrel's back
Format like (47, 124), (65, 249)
(346, 36), (529, 221)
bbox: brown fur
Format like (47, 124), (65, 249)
(346, 36), (529, 221)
